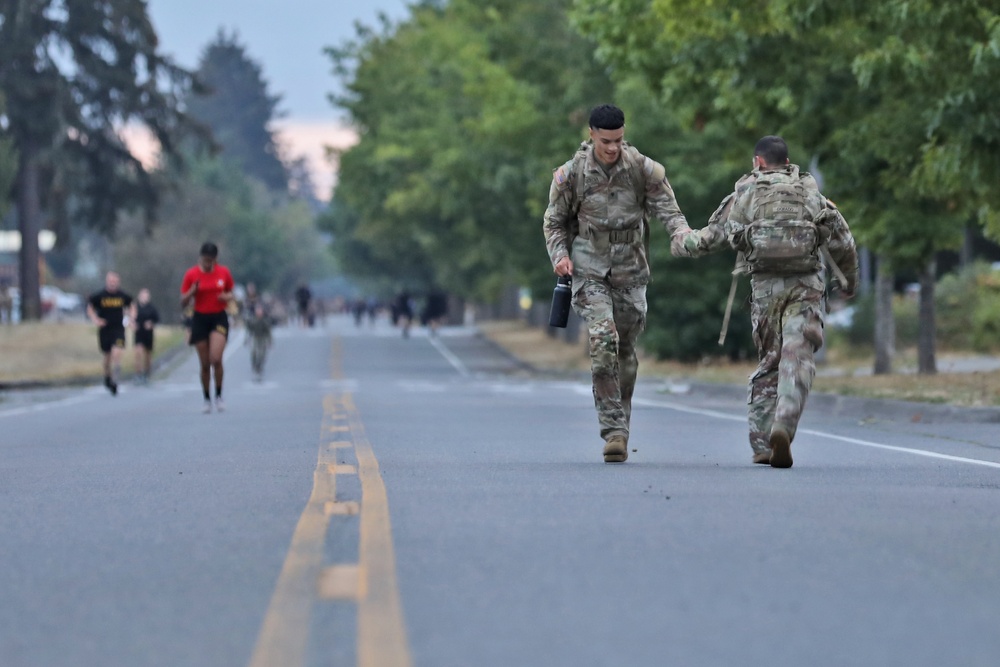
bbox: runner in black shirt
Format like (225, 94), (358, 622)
(133, 288), (159, 384)
(295, 283), (312, 327)
(86, 271), (135, 395)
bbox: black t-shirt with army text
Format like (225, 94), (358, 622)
(88, 289), (133, 329)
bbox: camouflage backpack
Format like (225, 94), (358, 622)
(743, 171), (821, 274)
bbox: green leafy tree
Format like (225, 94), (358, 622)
(185, 31), (289, 193)
(322, 0), (613, 302)
(0, 0), (204, 320)
(848, 2), (1000, 372)
(572, 0), (998, 372)
(322, 0), (754, 358)
(324, 4), (540, 300)
(853, 2), (1000, 237)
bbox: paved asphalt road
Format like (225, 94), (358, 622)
(2, 314), (1000, 667)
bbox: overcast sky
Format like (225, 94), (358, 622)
(147, 0), (410, 121)
(145, 0), (411, 197)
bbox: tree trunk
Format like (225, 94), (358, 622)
(17, 137), (43, 321)
(446, 294), (465, 326)
(858, 247), (873, 296)
(960, 225), (973, 269)
(917, 258), (937, 374)
(873, 258), (895, 375)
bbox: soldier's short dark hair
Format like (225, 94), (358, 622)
(199, 242), (219, 258)
(589, 104), (625, 131)
(754, 135), (788, 166)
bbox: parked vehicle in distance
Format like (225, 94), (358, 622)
(40, 285), (84, 314)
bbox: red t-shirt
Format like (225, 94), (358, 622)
(181, 264), (234, 314)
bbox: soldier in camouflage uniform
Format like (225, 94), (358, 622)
(245, 303), (273, 381)
(543, 104), (694, 463)
(673, 136), (859, 468)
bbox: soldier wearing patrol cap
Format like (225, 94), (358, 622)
(543, 104), (695, 463)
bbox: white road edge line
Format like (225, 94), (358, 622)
(1, 342), (241, 420)
(0, 393), (98, 419)
(428, 335), (470, 378)
(631, 396), (1000, 470)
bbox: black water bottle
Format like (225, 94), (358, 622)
(548, 274), (572, 328)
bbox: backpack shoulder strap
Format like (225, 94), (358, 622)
(622, 143), (647, 205)
(570, 143), (589, 215)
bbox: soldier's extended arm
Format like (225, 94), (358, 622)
(542, 164), (575, 270)
(672, 193), (735, 258)
(817, 201), (859, 296)
(672, 172), (756, 258)
(641, 158), (695, 249)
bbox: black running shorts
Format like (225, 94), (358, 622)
(189, 311), (229, 345)
(134, 328), (154, 350)
(98, 327), (126, 353)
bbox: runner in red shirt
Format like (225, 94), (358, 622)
(180, 242), (235, 413)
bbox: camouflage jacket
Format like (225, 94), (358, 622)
(245, 315), (272, 344)
(674, 165), (860, 293)
(543, 141), (692, 289)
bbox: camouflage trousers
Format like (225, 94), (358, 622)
(572, 279), (647, 440)
(747, 273), (825, 455)
(251, 339), (269, 375)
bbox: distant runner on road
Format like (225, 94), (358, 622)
(132, 288), (159, 385)
(245, 303), (273, 381)
(180, 242), (235, 413)
(86, 271), (135, 396)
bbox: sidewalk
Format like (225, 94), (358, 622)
(817, 353), (1000, 377)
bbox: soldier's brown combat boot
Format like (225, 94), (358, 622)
(603, 435), (628, 463)
(769, 426), (793, 468)
(752, 450), (771, 465)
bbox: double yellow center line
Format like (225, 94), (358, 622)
(249, 337), (412, 667)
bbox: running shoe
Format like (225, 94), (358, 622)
(202, 399), (212, 414)
(214, 396), (225, 413)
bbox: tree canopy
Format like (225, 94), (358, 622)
(0, 0), (205, 319)
(570, 0), (1000, 368)
(320, 0), (1000, 363)
(321, 0), (614, 300)
(570, 0), (1000, 265)
(185, 31), (289, 193)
